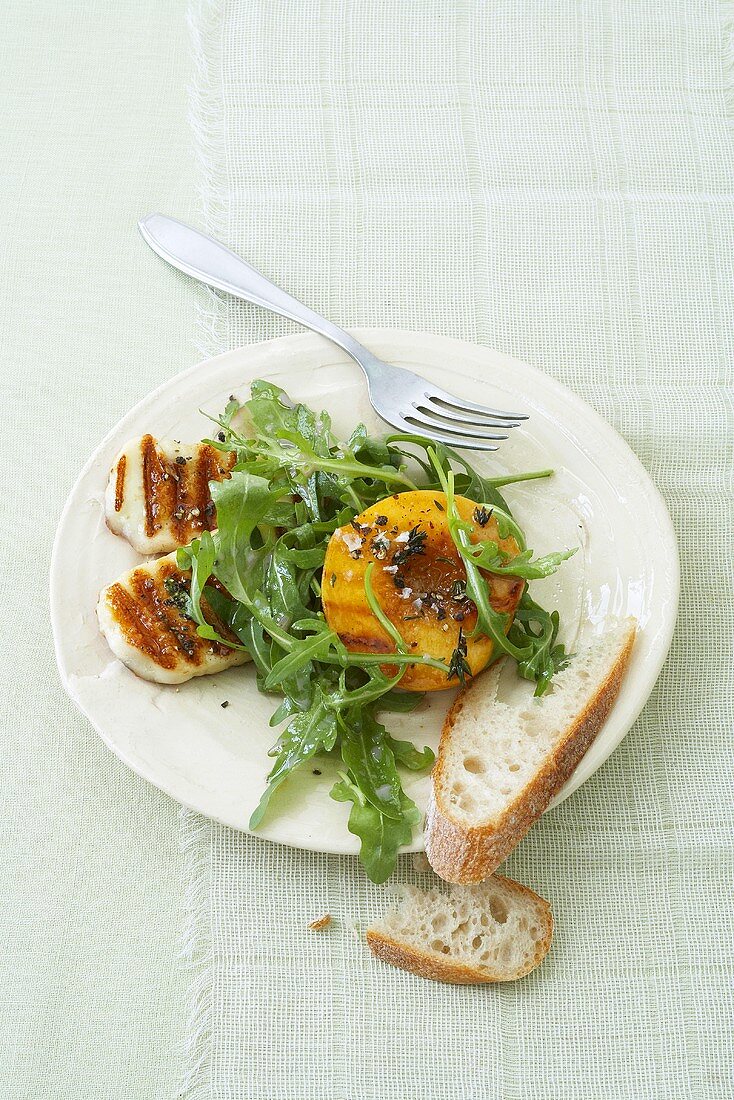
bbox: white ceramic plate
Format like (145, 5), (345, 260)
(51, 330), (678, 853)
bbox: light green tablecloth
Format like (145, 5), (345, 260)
(1, 3), (195, 1097)
(2, 2), (733, 1099)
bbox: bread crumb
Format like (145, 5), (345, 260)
(411, 852), (431, 874)
(308, 913), (332, 931)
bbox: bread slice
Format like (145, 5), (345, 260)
(425, 618), (637, 884)
(366, 875), (552, 983)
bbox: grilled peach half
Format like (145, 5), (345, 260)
(321, 490), (524, 691)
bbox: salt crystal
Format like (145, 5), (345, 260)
(340, 530), (363, 553)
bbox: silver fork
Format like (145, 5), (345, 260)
(138, 214), (527, 451)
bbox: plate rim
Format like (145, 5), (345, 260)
(51, 329), (680, 849)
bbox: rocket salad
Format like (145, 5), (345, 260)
(177, 380), (575, 882)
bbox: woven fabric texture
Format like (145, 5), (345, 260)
(182, 2), (734, 1098)
(0, 3), (200, 1097)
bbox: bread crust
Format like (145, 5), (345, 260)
(366, 874), (553, 983)
(425, 624), (636, 884)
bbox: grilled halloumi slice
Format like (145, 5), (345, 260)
(97, 552), (250, 685)
(105, 435), (236, 554)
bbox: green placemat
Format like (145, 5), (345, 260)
(0, 3), (197, 1097)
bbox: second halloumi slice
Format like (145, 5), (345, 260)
(97, 551), (250, 684)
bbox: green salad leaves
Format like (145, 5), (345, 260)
(179, 380), (575, 882)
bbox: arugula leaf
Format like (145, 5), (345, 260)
(260, 499), (300, 528)
(266, 538), (313, 629)
(249, 688), (338, 829)
(347, 423), (399, 470)
(508, 591), (573, 696)
(454, 462), (554, 513)
(180, 533), (249, 652)
(462, 542), (577, 580)
(197, 582), (252, 651)
(330, 666), (405, 709)
(263, 626), (342, 691)
(268, 696), (301, 727)
(189, 530), (216, 612)
(209, 472), (280, 603)
(331, 773), (421, 884)
(385, 734), (435, 771)
(339, 710), (403, 820)
(246, 380), (303, 438)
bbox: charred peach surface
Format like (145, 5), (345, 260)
(321, 491), (523, 691)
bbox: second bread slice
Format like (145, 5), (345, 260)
(367, 875), (552, 983)
(425, 619), (636, 883)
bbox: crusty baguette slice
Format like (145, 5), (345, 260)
(366, 875), (552, 983)
(425, 618), (637, 884)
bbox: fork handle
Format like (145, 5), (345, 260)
(138, 214), (378, 371)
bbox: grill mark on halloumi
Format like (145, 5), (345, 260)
(105, 436), (236, 554)
(114, 454), (126, 512)
(141, 434), (166, 538)
(97, 553), (249, 684)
